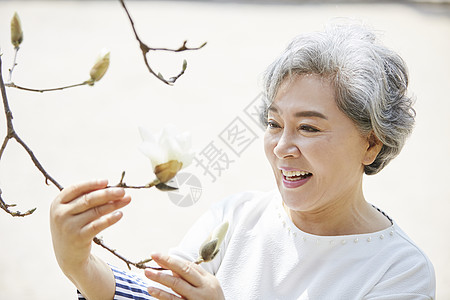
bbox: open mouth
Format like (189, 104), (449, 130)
(281, 170), (313, 181)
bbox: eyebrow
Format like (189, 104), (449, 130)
(268, 106), (328, 120)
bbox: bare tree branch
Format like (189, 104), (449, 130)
(150, 40), (207, 53)
(0, 54), (63, 217)
(119, 0), (206, 85)
(8, 47), (19, 82)
(12, 132), (63, 190)
(0, 189), (36, 217)
(110, 171), (177, 191)
(93, 237), (166, 270)
(5, 81), (90, 93)
(1, 2), (199, 269)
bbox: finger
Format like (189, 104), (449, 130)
(147, 286), (183, 300)
(75, 195), (131, 227)
(150, 253), (203, 287)
(79, 210), (123, 240)
(58, 179), (108, 204)
(69, 187), (126, 215)
(145, 269), (192, 299)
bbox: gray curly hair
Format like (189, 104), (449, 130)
(261, 23), (415, 175)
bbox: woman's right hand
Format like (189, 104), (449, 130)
(50, 179), (131, 283)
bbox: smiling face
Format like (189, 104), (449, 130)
(264, 74), (380, 217)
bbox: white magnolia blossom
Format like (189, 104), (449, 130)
(139, 125), (194, 182)
(197, 221), (229, 263)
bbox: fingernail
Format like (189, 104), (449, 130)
(147, 286), (156, 295)
(150, 252), (161, 260)
(96, 179), (108, 185)
(111, 188), (125, 196)
(145, 269), (158, 281)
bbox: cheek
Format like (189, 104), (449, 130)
(304, 140), (334, 172)
(296, 135), (344, 175)
(315, 136), (365, 176)
(263, 132), (277, 163)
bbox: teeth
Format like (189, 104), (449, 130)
(281, 170), (311, 177)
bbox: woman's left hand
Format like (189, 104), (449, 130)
(145, 253), (225, 300)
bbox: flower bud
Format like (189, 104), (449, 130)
(197, 221), (229, 263)
(89, 49), (110, 84)
(199, 238), (219, 263)
(11, 12), (23, 48)
(154, 160), (183, 184)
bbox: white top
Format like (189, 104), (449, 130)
(89, 190), (435, 300)
(169, 190), (436, 300)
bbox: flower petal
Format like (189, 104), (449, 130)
(139, 126), (157, 144)
(139, 142), (167, 168)
(211, 221), (229, 246)
(138, 124), (194, 173)
(176, 131), (192, 152)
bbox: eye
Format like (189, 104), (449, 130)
(299, 124), (320, 133)
(267, 120), (281, 129)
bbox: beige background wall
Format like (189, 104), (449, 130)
(0, 1), (449, 299)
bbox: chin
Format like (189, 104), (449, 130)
(277, 185), (307, 212)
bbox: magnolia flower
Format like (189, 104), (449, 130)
(139, 125), (194, 184)
(89, 48), (110, 84)
(11, 12), (23, 48)
(196, 221), (229, 263)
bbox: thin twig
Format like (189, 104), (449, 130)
(111, 171), (160, 189)
(150, 40), (207, 53)
(0, 136), (10, 160)
(12, 132), (63, 190)
(110, 171), (177, 191)
(93, 237), (166, 270)
(5, 81), (90, 93)
(8, 47), (20, 82)
(119, 0), (206, 85)
(0, 189), (36, 217)
(0, 58), (15, 138)
(114, 183), (158, 189)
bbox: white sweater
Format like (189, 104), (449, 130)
(170, 190), (435, 300)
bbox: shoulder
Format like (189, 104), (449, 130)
(389, 223), (435, 279)
(366, 223), (436, 299)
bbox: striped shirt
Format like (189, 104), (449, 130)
(77, 265), (154, 300)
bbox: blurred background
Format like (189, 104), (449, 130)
(0, 0), (449, 299)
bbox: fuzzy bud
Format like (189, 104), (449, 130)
(199, 238), (219, 263)
(11, 12), (23, 48)
(197, 221), (229, 263)
(89, 49), (110, 84)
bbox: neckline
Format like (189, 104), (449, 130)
(272, 194), (397, 243)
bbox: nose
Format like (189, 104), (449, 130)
(273, 130), (301, 159)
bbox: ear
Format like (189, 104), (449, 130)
(362, 131), (383, 166)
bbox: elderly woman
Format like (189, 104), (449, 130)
(50, 23), (435, 299)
